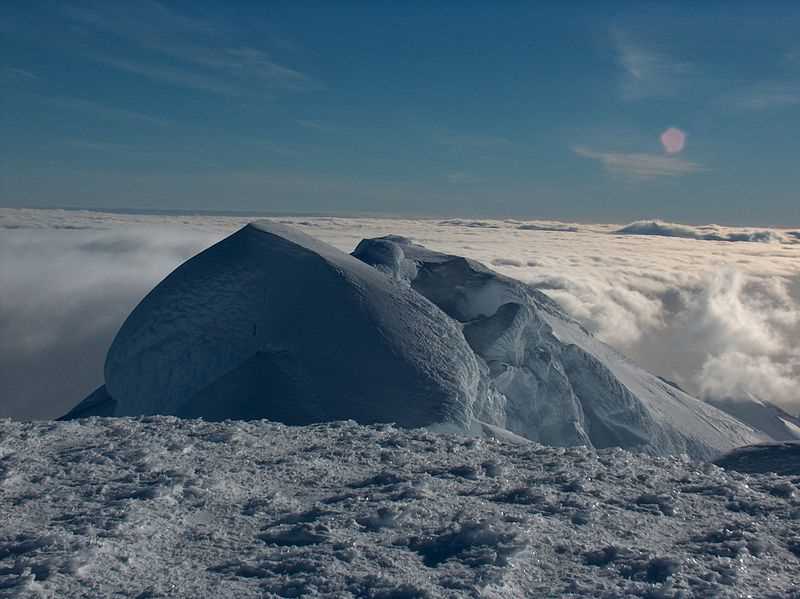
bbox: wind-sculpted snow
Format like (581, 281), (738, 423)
(353, 236), (763, 458)
(63, 223), (764, 459)
(73, 222), (488, 433)
(1, 418), (799, 598)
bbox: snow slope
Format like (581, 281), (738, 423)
(66, 222), (491, 433)
(1, 418), (798, 598)
(708, 395), (800, 442)
(353, 236), (764, 458)
(64, 223), (764, 459)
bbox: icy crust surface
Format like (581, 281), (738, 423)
(103, 222), (485, 430)
(353, 237), (763, 459)
(1, 418), (799, 599)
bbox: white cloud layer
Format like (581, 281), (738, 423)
(2, 208), (799, 420)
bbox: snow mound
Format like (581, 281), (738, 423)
(2, 418), (799, 598)
(64, 222), (764, 459)
(65, 222), (489, 432)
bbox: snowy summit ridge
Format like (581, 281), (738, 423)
(63, 221), (764, 458)
(68, 222), (486, 432)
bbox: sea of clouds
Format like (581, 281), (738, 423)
(2, 208), (799, 420)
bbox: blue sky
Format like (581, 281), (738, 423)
(2, 1), (800, 225)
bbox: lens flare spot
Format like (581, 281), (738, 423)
(660, 127), (686, 154)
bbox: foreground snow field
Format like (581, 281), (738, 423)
(1, 418), (798, 598)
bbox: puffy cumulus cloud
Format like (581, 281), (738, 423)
(534, 260), (800, 415)
(2, 209), (800, 419)
(516, 252), (800, 414)
(616, 269), (800, 408)
(677, 269), (790, 359)
(353, 216), (800, 414)
(699, 353), (799, 408)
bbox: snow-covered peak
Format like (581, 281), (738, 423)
(64, 223), (765, 459)
(87, 222), (488, 431)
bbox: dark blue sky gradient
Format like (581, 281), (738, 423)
(2, 1), (800, 225)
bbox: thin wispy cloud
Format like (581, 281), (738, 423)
(2, 66), (37, 80)
(62, 2), (318, 96)
(96, 56), (244, 96)
(573, 146), (705, 178)
(41, 96), (170, 126)
(234, 138), (302, 158)
(725, 82), (800, 111)
(163, 45), (311, 89)
(297, 119), (339, 133)
(50, 139), (222, 169)
(61, 1), (222, 45)
(446, 171), (483, 185)
(433, 132), (513, 151)
(716, 41), (800, 111)
(612, 28), (691, 101)
(55, 135), (301, 165)
(61, 139), (148, 153)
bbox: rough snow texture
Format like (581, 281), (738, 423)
(1, 418), (799, 598)
(65, 223), (764, 459)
